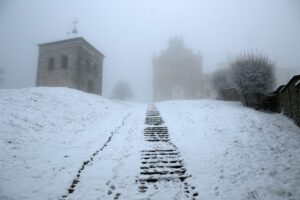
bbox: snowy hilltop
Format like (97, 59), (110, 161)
(0, 87), (299, 200)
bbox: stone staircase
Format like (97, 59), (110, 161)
(137, 105), (199, 199)
(144, 127), (169, 142)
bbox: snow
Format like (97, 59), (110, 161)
(1, 88), (300, 200)
(0, 87), (145, 200)
(157, 100), (300, 200)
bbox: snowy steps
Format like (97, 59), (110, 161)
(144, 127), (169, 142)
(137, 105), (199, 199)
(145, 106), (164, 125)
(145, 116), (164, 125)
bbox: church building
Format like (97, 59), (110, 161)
(153, 38), (204, 101)
(36, 37), (104, 95)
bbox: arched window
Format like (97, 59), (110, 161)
(48, 57), (55, 71)
(61, 55), (68, 69)
(87, 80), (95, 93)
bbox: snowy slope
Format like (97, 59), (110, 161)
(0, 87), (144, 200)
(1, 88), (300, 200)
(157, 100), (300, 200)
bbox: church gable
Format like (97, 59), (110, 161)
(153, 38), (204, 101)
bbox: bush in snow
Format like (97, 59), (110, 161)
(230, 52), (275, 108)
(111, 80), (133, 100)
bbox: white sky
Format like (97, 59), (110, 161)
(0, 0), (299, 101)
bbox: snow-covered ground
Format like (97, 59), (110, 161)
(0, 88), (146, 200)
(158, 100), (300, 200)
(1, 88), (300, 200)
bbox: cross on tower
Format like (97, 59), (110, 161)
(72, 19), (79, 35)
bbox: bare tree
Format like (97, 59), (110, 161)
(231, 52), (275, 108)
(111, 80), (133, 100)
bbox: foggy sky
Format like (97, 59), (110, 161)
(0, 0), (299, 102)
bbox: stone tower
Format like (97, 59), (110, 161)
(153, 38), (204, 101)
(36, 37), (104, 95)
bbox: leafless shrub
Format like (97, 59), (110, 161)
(230, 52), (275, 108)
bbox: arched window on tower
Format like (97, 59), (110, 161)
(48, 57), (55, 71)
(61, 55), (68, 69)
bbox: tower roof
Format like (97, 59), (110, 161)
(38, 37), (105, 57)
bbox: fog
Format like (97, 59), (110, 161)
(0, 0), (299, 102)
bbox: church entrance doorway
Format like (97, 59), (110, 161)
(172, 86), (185, 99)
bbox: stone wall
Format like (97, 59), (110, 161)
(265, 75), (300, 126)
(36, 40), (80, 88)
(279, 76), (300, 126)
(76, 44), (103, 94)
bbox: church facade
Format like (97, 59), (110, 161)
(153, 38), (204, 101)
(36, 37), (104, 95)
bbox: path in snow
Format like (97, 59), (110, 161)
(60, 104), (200, 200)
(62, 105), (146, 200)
(137, 105), (199, 200)
(60, 112), (132, 199)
